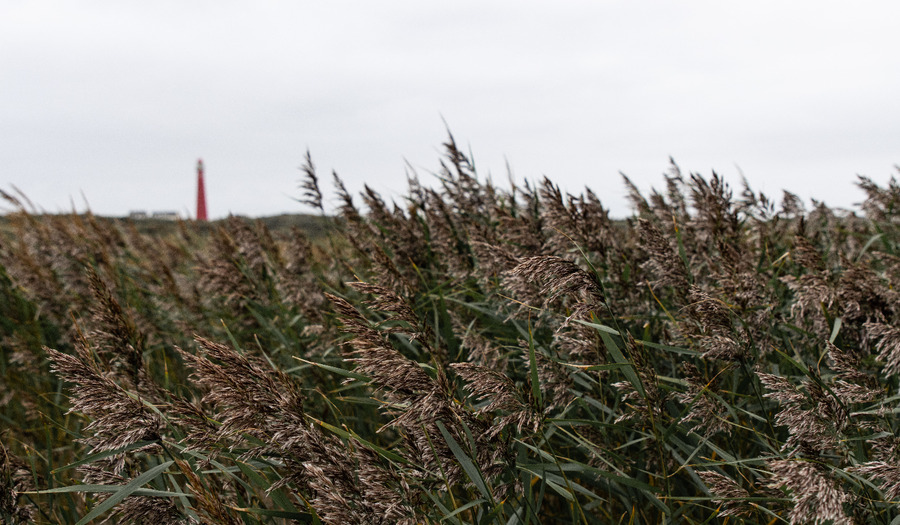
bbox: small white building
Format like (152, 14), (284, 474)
(151, 211), (179, 221)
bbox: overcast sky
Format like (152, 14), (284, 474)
(2, 2), (899, 219)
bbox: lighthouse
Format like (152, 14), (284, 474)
(196, 159), (208, 221)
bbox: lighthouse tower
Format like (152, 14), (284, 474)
(196, 159), (208, 221)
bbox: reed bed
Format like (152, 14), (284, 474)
(2, 137), (900, 523)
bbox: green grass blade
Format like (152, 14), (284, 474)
(526, 321), (543, 410)
(436, 421), (493, 503)
(65, 460), (175, 525)
(26, 483), (188, 498)
(440, 498), (486, 521)
(309, 416), (409, 465)
(598, 331), (645, 398)
(50, 440), (157, 474)
(293, 356), (369, 381)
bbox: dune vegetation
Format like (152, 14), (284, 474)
(2, 136), (900, 524)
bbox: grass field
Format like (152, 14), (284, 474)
(2, 138), (900, 524)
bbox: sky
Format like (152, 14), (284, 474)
(2, 1), (899, 219)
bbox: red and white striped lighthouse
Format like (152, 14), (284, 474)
(196, 159), (208, 221)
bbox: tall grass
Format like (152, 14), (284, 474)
(2, 138), (900, 524)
